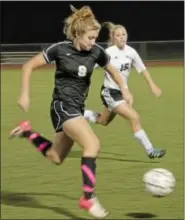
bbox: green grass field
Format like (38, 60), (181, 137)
(1, 65), (184, 219)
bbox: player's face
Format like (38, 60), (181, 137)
(113, 27), (128, 48)
(79, 29), (99, 51)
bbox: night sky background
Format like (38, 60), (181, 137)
(1, 1), (184, 44)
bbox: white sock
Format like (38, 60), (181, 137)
(84, 110), (99, 123)
(134, 129), (154, 154)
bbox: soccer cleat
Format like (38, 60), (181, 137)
(9, 120), (31, 139)
(148, 148), (166, 159)
(79, 196), (109, 218)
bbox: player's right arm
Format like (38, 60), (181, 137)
(18, 43), (57, 112)
(18, 53), (47, 111)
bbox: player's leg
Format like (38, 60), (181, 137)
(9, 121), (74, 165)
(9, 100), (75, 165)
(47, 131), (74, 164)
(84, 86), (117, 125)
(51, 100), (108, 217)
(97, 107), (116, 125)
(113, 103), (166, 158)
(84, 107), (116, 126)
(46, 100), (74, 163)
(62, 115), (108, 218)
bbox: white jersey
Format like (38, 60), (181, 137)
(104, 44), (146, 90)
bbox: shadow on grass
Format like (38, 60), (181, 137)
(1, 191), (87, 219)
(126, 212), (157, 218)
(69, 151), (159, 164)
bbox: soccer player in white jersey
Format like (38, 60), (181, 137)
(84, 22), (166, 159)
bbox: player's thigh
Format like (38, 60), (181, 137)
(52, 131), (74, 159)
(113, 103), (139, 121)
(62, 116), (100, 151)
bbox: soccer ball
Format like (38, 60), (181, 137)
(143, 168), (176, 197)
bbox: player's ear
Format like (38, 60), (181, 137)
(76, 31), (84, 40)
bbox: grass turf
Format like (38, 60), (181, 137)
(1, 66), (184, 219)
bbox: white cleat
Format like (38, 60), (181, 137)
(79, 196), (109, 218)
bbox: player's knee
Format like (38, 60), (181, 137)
(53, 159), (62, 165)
(97, 117), (109, 126)
(84, 137), (100, 156)
(131, 112), (140, 123)
(99, 119), (109, 126)
(92, 137), (100, 153)
(45, 148), (62, 165)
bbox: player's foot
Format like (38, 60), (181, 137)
(9, 120), (31, 139)
(148, 148), (166, 159)
(79, 196), (109, 218)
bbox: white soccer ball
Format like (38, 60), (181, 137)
(143, 168), (176, 197)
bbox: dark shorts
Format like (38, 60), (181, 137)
(50, 100), (84, 132)
(100, 85), (125, 111)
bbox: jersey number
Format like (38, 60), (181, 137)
(120, 63), (129, 71)
(78, 65), (87, 77)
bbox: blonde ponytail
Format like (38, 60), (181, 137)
(64, 5), (101, 40)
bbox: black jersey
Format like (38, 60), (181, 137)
(42, 41), (110, 108)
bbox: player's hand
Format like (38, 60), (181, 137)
(121, 88), (133, 106)
(17, 93), (30, 112)
(151, 84), (162, 97)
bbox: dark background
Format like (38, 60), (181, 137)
(1, 1), (184, 44)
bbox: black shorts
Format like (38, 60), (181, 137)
(50, 100), (84, 132)
(100, 85), (125, 111)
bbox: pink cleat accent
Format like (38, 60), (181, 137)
(79, 196), (109, 218)
(9, 120), (31, 139)
(79, 196), (93, 210)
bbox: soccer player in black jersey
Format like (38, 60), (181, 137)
(9, 5), (132, 218)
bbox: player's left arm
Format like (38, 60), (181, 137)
(133, 51), (162, 97)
